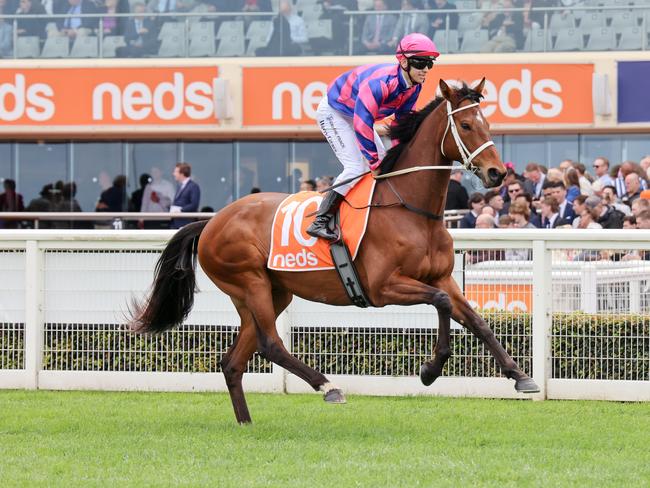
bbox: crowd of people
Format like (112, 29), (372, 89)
(0, 0), (584, 58)
(445, 157), (650, 231)
(0, 162), (201, 229)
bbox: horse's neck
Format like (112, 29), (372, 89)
(391, 106), (451, 218)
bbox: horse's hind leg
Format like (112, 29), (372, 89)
(221, 302), (257, 424)
(251, 286), (346, 403)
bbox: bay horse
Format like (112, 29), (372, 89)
(130, 78), (539, 424)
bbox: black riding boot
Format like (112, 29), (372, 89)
(306, 191), (344, 241)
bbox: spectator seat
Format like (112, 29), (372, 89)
(553, 27), (583, 51)
(549, 12), (576, 35)
(16, 36), (40, 58)
(158, 34), (185, 57)
(610, 11), (639, 34)
(216, 34), (245, 56)
(433, 29), (459, 53)
(458, 12), (482, 32)
(70, 35), (98, 58)
(617, 26), (643, 50)
(41, 36), (69, 58)
(217, 20), (244, 40)
(585, 26), (616, 51)
(523, 27), (546, 51)
(460, 29), (488, 52)
(102, 35), (125, 57)
(245, 20), (272, 40)
(189, 34), (215, 56)
(578, 11), (606, 30)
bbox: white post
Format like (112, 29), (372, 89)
(629, 278), (640, 314)
(275, 308), (291, 393)
(580, 264), (597, 313)
(24, 240), (43, 389)
(531, 240), (551, 400)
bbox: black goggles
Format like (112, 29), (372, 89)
(408, 57), (435, 70)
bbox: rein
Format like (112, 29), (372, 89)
(368, 100), (495, 220)
(318, 99), (495, 222)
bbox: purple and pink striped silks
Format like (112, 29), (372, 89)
(327, 63), (421, 169)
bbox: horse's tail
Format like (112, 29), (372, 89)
(129, 220), (209, 334)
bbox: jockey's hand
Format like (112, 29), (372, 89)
(375, 124), (390, 137)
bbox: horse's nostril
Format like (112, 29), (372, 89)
(487, 168), (502, 184)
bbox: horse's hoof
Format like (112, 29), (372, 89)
(419, 361), (439, 387)
(324, 388), (346, 404)
(515, 377), (540, 393)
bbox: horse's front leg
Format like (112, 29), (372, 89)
(373, 276), (453, 386)
(438, 277), (540, 393)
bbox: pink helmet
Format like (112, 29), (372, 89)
(396, 33), (439, 61)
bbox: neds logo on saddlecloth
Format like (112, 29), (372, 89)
(0, 67), (220, 125)
(243, 64), (594, 126)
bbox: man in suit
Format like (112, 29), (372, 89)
(523, 162), (546, 200)
(542, 180), (575, 227)
(540, 196), (560, 229)
(359, 0), (397, 54)
(170, 162), (201, 229)
(117, 2), (158, 57)
(445, 168), (469, 211)
(58, 0), (99, 37)
(459, 192), (485, 228)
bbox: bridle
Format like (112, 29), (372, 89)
(440, 100), (495, 177)
(321, 98), (499, 222)
(370, 98), (496, 222)
(375, 99), (495, 180)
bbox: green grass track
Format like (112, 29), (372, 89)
(0, 391), (648, 487)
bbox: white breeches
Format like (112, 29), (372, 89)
(316, 97), (386, 196)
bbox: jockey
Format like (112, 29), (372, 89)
(306, 33), (439, 241)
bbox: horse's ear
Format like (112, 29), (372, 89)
(473, 77), (486, 95)
(439, 79), (453, 101)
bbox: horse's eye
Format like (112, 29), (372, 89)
(461, 123), (471, 130)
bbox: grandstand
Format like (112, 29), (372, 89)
(0, 0), (649, 212)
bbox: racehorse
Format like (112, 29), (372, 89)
(130, 79), (540, 424)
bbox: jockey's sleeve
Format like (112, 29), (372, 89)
(353, 78), (385, 170)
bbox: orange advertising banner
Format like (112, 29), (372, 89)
(0, 66), (220, 126)
(465, 284), (532, 312)
(243, 64), (594, 126)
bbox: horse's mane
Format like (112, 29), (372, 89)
(380, 84), (484, 174)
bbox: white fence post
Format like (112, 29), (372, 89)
(23, 240), (43, 389)
(580, 264), (597, 313)
(531, 240), (551, 400)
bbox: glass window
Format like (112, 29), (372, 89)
(0, 143), (13, 186)
(72, 142), (124, 212)
(237, 142), (290, 196)
(292, 141), (341, 192)
(183, 142), (234, 212)
(580, 135), (622, 168)
(503, 134), (579, 173)
(620, 135), (650, 163)
(17, 142), (68, 208)
(129, 141), (180, 196)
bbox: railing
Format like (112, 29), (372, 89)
(2, 3), (650, 59)
(0, 210), (469, 229)
(1, 229), (648, 401)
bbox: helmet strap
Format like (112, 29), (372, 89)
(401, 61), (417, 86)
